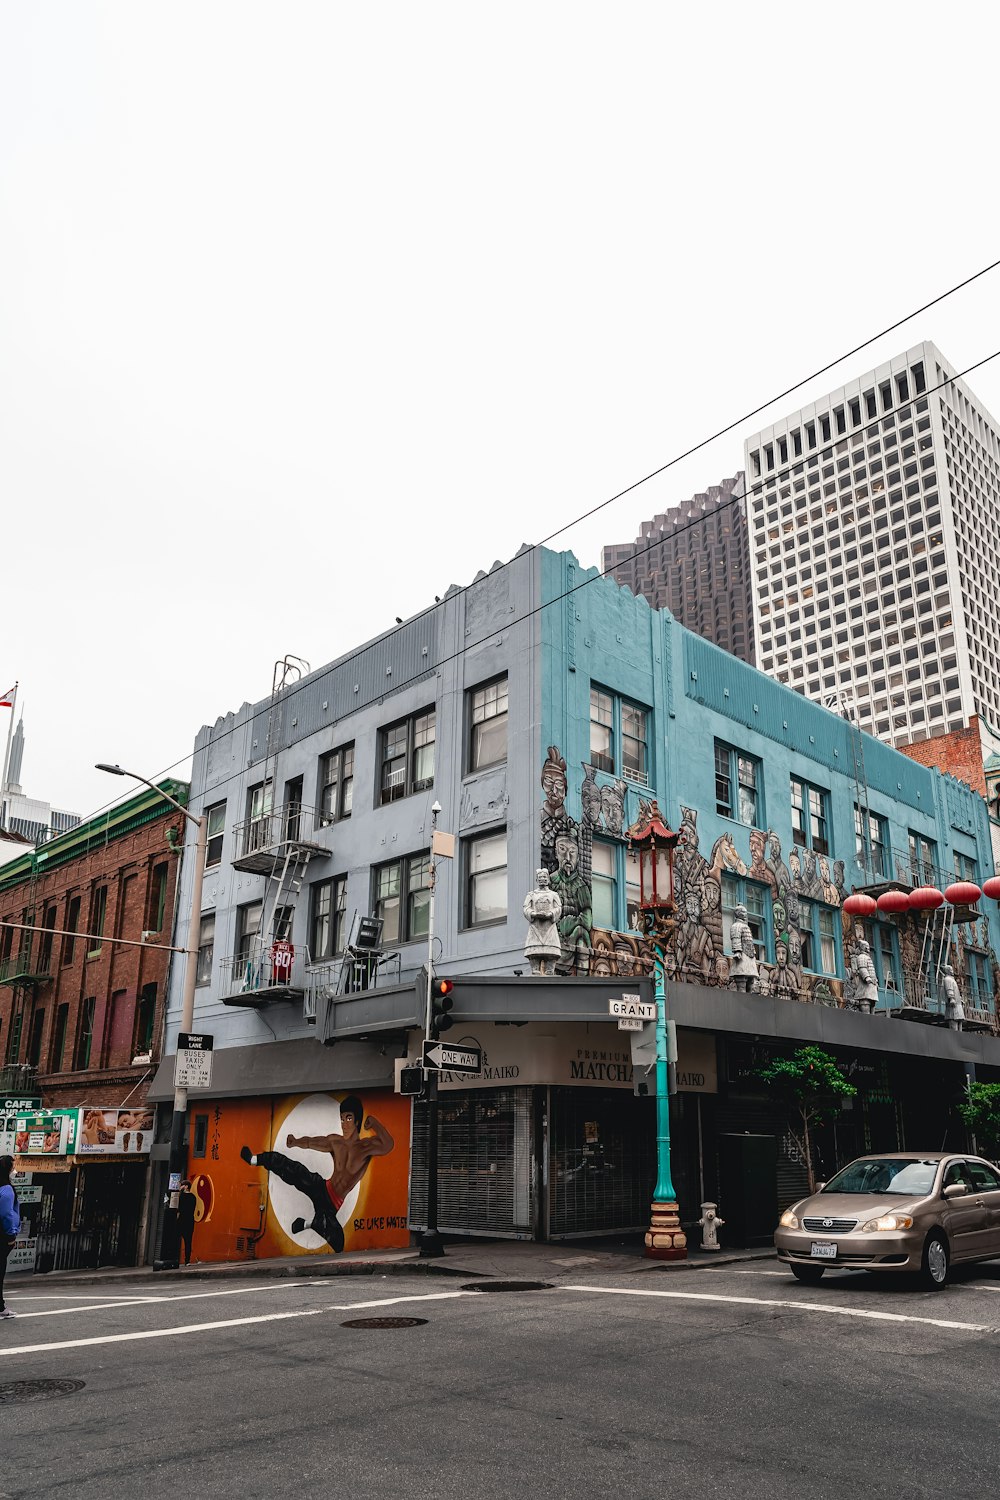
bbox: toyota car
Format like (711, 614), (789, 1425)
(774, 1152), (1000, 1289)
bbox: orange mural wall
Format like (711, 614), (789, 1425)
(182, 1090), (411, 1264)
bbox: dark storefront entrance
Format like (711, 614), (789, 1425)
(27, 1163), (148, 1272)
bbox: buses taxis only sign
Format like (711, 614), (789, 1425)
(609, 993), (656, 1031)
(174, 1033), (214, 1089)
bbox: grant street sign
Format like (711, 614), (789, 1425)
(609, 993), (656, 1022)
(423, 1040), (483, 1075)
(174, 1032), (215, 1090)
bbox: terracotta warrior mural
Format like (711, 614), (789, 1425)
(534, 745), (999, 1021)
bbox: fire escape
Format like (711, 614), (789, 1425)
(219, 656), (327, 1010)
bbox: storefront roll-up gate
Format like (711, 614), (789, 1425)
(548, 1088), (656, 1238)
(410, 1087), (534, 1237)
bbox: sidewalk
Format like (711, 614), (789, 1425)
(12, 1235), (776, 1291)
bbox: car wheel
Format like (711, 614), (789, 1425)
(790, 1263), (825, 1285)
(920, 1231), (949, 1291)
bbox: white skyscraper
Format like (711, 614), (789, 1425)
(744, 342), (1000, 774)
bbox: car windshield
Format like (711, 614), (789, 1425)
(821, 1158), (939, 1196)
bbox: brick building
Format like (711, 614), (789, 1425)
(0, 779), (189, 1269)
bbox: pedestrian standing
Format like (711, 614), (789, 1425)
(177, 1180), (197, 1266)
(0, 1154), (21, 1319)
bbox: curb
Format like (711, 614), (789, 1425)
(13, 1247), (777, 1291)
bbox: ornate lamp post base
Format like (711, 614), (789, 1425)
(645, 1198), (688, 1260)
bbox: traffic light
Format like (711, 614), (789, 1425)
(430, 977), (454, 1038)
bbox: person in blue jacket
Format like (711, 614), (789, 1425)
(0, 1154), (21, 1318)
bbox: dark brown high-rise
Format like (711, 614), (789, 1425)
(602, 472), (755, 664)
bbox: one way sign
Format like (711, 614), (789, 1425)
(423, 1040), (483, 1075)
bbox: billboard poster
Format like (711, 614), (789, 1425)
(76, 1108), (154, 1155)
(180, 1090), (411, 1265)
(14, 1110), (78, 1156)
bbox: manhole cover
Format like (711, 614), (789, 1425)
(340, 1317), (428, 1330)
(0, 1379), (86, 1406)
(461, 1280), (554, 1292)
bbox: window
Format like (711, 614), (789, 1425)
(721, 875), (772, 960)
(373, 856), (431, 944)
(863, 920), (901, 1000)
(589, 687), (650, 784)
(800, 901), (838, 975)
(134, 983), (156, 1056)
(319, 745), (354, 825)
(245, 781), (274, 853)
(854, 805), (889, 877)
(379, 710), (435, 803)
(469, 677), (508, 771)
(196, 914), (215, 986)
(621, 702), (647, 783)
(715, 742), (763, 826)
(954, 850), (979, 883)
(61, 895), (80, 966)
(908, 831), (937, 884)
(466, 830), (508, 927)
(37, 905), (57, 971)
(968, 952), (991, 1008)
(790, 777), (830, 854)
(75, 997), (96, 1070)
(192, 1114), (209, 1159)
(27, 1007), (45, 1067)
(590, 843), (642, 932)
(590, 689), (614, 773)
(310, 875), (348, 961)
(50, 1003), (69, 1072)
(235, 901), (263, 964)
(89, 886), (108, 955)
(205, 802), (226, 867)
(148, 862), (169, 933)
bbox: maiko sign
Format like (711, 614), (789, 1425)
(431, 1022), (718, 1094)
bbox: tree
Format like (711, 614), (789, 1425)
(755, 1046), (857, 1192)
(957, 1082), (1000, 1160)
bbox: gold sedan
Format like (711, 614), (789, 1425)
(774, 1153), (1000, 1290)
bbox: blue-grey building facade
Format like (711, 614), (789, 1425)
(150, 544), (1000, 1256)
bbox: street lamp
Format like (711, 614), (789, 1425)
(96, 762), (208, 1269)
(626, 799), (687, 1262)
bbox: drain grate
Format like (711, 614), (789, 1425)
(341, 1317), (428, 1330)
(0, 1379), (86, 1406)
(461, 1281), (554, 1293)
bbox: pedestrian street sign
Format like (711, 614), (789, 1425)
(422, 1040), (483, 1075)
(174, 1032), (215, 1089)
(609, 993), (656, 1023)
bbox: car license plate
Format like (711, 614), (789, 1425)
(810, 1241), (837, 1259)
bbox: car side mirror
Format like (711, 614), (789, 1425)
(943, 1182), (968, 1199)
(814, 1182), (826, 1193)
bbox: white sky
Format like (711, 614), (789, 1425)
(2, 3), (999, 820)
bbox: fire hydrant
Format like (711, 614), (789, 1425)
(698, 1202), (724, 1252)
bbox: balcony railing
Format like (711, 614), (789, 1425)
(219, 945), (312, 1008)
(230, 803), (329, 875)
(888, 974), (996, 1033)
(0, 943), (52, 987)
(0, 1063), (40, 1095)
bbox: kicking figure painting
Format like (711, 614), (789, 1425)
(241, 1095), (395, 1252)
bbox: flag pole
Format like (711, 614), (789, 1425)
(0, 681), (18, 828)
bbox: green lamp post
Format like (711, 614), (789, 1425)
(627, 800), (687, 1261)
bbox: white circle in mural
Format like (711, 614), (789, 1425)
(265, 1094), (361, 1252)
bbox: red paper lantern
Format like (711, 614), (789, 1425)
(843, 892), (877, 917)
(945, 881), (982, 906)
(982, 876), (1000, 902)
(876, 889), (911, 915)
(909, 886), (944, 911)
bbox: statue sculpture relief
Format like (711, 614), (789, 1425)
(728, 903), (759, 993)
(850, 938), (879, 1014)
(942, 964), (965, 1030)
(522, 869), (563, 975)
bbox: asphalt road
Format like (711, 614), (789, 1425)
(4, 1260), (1000, 1499)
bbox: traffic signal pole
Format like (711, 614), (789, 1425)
(419, 803), (446, 1259)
